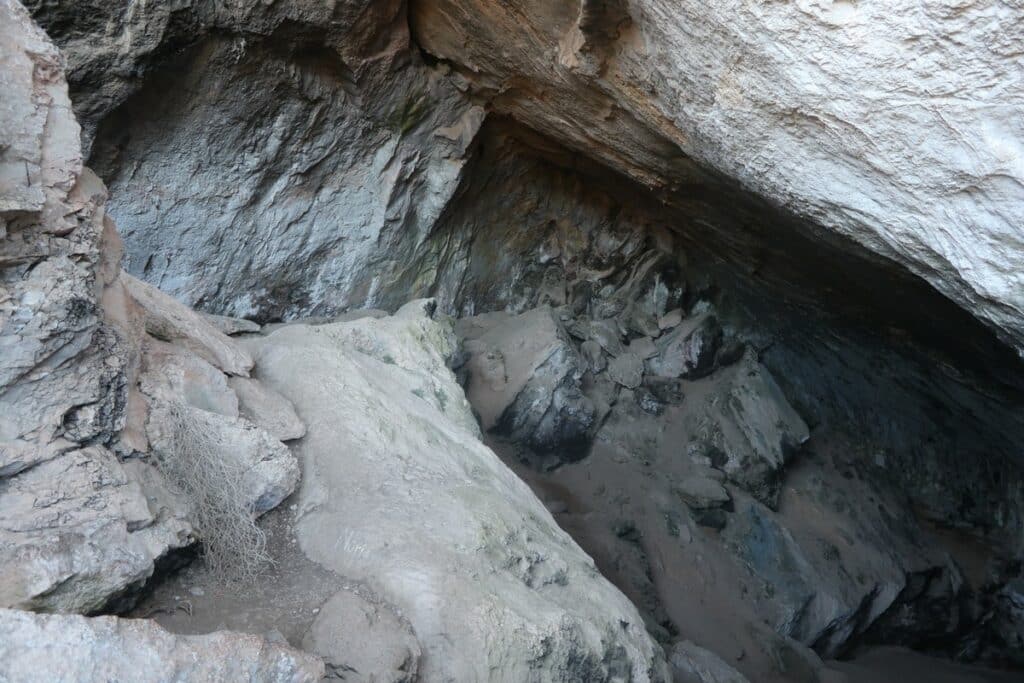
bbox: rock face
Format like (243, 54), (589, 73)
(412, 0), (1024, 356)
(0, 0), (193, 613)
(0, 607), (324, 683)
(1, 2), (299, 612)
(27, 0), (480, 322)
(249, 302), (669, 682)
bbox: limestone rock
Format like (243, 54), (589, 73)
(123, 273), (253, 377)
(687, 350), (809, 507)
(250, 307), (668, 682)
(140, 338), (239, 418)
(203, 312), (261, 336)
(229, 377), (306, 442)
(0, 607), (324, 683)
(0, 446), (192, 613)
(146, 402), (299, 516)
(413, 0), (1024, 357)
(458, 307), (595, 455)
(303, 589), (421, 683)
(670, 640), (751, 683)
(608, 352), (644, 389)
(648, 312), (722, 380)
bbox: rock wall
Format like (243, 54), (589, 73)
(411, 0), (1024, 357)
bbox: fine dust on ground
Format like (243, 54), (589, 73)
(826, 646), (1022, 683)
(129, 499), (341, 648)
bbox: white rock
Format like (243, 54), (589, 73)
(122, 273), (254, 377)
(0, 608), (324, 683)
(250, 306), (668, 682)
(229, 377), (306, 442)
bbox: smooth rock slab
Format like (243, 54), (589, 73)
(251, 302), (668, 682)
(0, 608), (323, 683)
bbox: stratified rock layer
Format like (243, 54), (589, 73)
(412, 0), (1024, 356)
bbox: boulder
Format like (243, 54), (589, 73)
(648, 312), (722, 380)
(146, 402), (299, 516)
(139, 338), (239, 418)
(202, 312), (261, 336)
(122, 273), (254, 377)
(0, 608), (324, 683)
(670, 640), (751, 683)
(250, 303), (669, 682)
(608, 352), (645, 389)
(229, 377), (306, 442)
(686, 350), (809, 507)
(303, 589), (421, 683)
(458, 307), (596, 455)
(0, 446), (192, 613)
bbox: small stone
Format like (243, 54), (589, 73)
(676, 475), (731, 510)
(658, 309), (683, 330)
(607, 352), (644, 389)
(580, 340), (606, 373)
(589, 319), (625, 356)
(628, 336), (658, 359)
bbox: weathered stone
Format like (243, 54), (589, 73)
(458, 307), (595, 455)
(608, 352), (644, 389)
(676, 475), (731, 510)
(146, 402), (299, 516)
(628, 335), (659, 360)
(589, 318), (627, 357)
(686, 350), (809, 507)
(670, 640), (750, 683)
(0, 446), (192, 613)
(229, 377), (306, 442)
(123, 273), (253, 377)
(250, 305), (669, 682)
(580, 339), (607, 373)
(648, 312), (722, 380)
(0, 608), (324, 683)
(413, 0), (1024, 357)
(139, 338), (239, 418)
(303, 589), (421, 683)
(202, 312), (261, 336)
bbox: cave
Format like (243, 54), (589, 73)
(4, 1), (1024, 682)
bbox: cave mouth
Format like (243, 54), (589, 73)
(31, 2), (1024, 680)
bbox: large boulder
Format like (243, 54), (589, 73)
(412, 0), (1024, 356)
(457, 307), (596, 457)
(249, 301), (668, 682)
(0, 607), (323, 682)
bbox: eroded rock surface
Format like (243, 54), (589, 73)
(249, 302), (669, 682)
(0, 607), (324, 683)
(413, 0), (1024, 356)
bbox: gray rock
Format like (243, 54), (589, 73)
(686, 350), (809, 507)
(123, 273), (254, 377)
(249, 306), (669, 682)
(589, 318), (626, 357)
(608, 352), (645, 389)
(676, 475), (731, 510)
(628, 335), (659, 360)
(229, 377), (306, 442)
(458, 307), (595, 456)
(580, 339), (607, 373)
(140, 338), (240, 418)
(0, 608), (324, 683)
(670, 640), (751, 683)
(146, 402), (299, 516)
(659, 309), (684, 331)
(202, 312), (261, 336)
(648, 312), (722, 380)
(303, 589), (421, 683)
(0, 446), (193, 613)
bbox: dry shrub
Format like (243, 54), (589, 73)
(155, 402), (271, 583)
